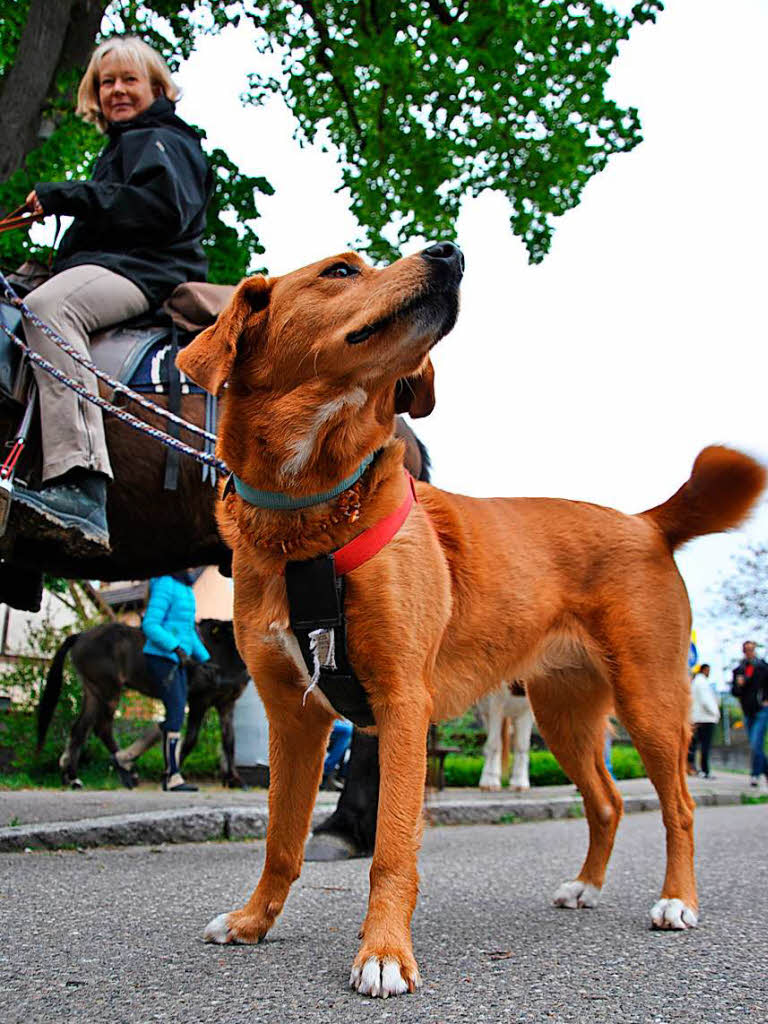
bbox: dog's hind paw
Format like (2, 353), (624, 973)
(553, 880), (601, 909)
(650, 898), (698, 930)
(350, 955), (420, 999)
(203, 913), (241, 944)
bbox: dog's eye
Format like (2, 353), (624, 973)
(321, 263), (359, 279)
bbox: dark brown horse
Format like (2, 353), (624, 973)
(37, 618), (249, 788)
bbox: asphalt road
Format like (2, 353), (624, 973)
(1, 804), (766, 1023)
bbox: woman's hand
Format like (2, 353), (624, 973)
(26, 190), (44, 215)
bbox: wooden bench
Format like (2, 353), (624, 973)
(426, 724), (462, 790)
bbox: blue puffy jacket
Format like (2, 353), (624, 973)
(142, 575), (210, 664)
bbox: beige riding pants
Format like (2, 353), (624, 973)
(23, 265), (149, 483)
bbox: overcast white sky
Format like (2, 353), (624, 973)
(172, 0), (766, 684)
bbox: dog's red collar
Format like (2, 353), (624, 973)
(333, 471), (417, 576)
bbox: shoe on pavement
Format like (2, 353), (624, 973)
(750, 776), (759, 787)
(163, 774), (199, 792)
(13, 469), (110, 555)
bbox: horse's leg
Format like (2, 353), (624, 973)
(91, 696), (137, 789)
(510, 703), (534, 791)
(305, 729), (380, 861)
(59, 689), (101, 788)
(216, 699), (244, 788)
(526, 671), (622, 911)
(180, 698), (205, 767)
(116, 722), (162, 774)
(0, 564), (43, 612)
(479, 689), (504, 791)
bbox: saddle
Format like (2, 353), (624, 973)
(0, 281), (233, 495)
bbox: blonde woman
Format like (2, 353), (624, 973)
(17, 37), (211, 553)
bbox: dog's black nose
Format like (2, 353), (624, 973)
(422, 241), (465, 274)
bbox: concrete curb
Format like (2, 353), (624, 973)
(0, 789), (747, 853)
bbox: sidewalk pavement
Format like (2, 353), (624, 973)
(0, 769), (759, 853)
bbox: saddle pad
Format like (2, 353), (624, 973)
(128, 338), (204, 395)
(89, 324), (202, 394)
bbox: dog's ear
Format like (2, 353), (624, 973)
(394, 357), (435, 418)
(176, 275), (271, 395)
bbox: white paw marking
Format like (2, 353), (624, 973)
(203, 912), (236, 944)
(553, 880), (601, 909)
(349, 956), (414, 998)
(650, 898), (698, 930)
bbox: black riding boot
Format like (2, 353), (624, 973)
(13, 468), (110, 554)
(162, 730), (198, 792)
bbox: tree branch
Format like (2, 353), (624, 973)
(295, 0), (364, 142)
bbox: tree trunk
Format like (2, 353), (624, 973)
(0, 0), (106, 186)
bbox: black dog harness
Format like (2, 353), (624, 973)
(229, 463), (417, 727)
(285, 472), (416, 727)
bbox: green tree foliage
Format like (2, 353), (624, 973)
(244, 0), (664, 261)
(1, 0), (663, 279)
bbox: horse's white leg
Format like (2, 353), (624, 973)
(510, 703), (534, 791)
(479, 689), (504, 791)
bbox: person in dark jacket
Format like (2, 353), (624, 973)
(731, 640), (768, 788)
(16, 37), (212, 554)
(142, 571), (210, 792)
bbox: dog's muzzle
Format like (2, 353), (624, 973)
(345, 242), (464, 346)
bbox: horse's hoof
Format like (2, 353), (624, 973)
(69, 778), (83, 790)
(111, 755), (136, 789)
(304, 832), (362, 862)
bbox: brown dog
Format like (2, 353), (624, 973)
(177, 242), (765, 998)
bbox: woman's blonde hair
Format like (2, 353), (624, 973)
(76, 37), (181, 132)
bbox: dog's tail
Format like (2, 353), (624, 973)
(641, 446), (766, 551)
(37, 632), (81, 751)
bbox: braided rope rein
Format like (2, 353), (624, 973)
(0, 309), (229, 477)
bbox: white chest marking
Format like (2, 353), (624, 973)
(280, 387), (367, 478)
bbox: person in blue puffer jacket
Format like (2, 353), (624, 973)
(142, 571), (210, 791)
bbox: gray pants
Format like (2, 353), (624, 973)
(23, 265), (149, 483)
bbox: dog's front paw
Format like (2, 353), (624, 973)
(650, 898), (698, 930)
(350, 953), (421, 999)
(203, 908), (271, 945)
(553, 880), (601, 909)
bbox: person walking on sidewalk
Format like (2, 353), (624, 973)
(731, 640), (768, 789)
(688, 664), (720, 779)
(321, 719), (353, 791)
(141, 571), (210, 792)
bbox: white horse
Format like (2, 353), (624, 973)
(476, 682), (534, 791)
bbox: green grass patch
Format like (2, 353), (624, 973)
(0, 707), (223, 791)
(443, 745), (646, 788)
(740, 793), (768, 805)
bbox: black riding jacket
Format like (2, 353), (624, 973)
(35, 97), (212, 308)
(731, 657), (768, 717)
